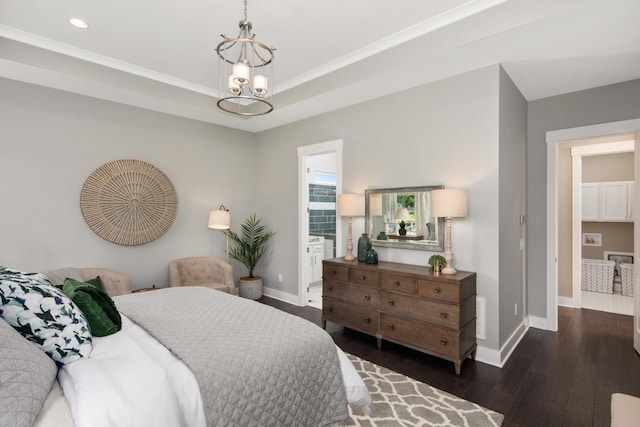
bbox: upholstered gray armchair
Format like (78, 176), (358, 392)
(168, 256), (235, 294)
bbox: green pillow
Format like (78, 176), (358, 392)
(85, 275), (105, 291)
(62, 278), (122, 337)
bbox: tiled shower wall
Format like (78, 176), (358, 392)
(309, 184), (336, 256)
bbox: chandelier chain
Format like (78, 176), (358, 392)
(244, 0), (248, 20)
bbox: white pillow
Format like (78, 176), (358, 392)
(0, 267), (92, 365)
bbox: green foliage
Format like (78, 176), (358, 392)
(428, 254), (446, 268)
(227, 214), (276, 278)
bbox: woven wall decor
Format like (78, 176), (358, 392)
(80, 159), (178, 246)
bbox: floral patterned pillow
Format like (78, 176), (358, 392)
(0, 267), (92, 365)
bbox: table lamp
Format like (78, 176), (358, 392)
(431, 189), (468, 274)
(338, 194), (364, 261)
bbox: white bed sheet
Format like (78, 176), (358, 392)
(53, 315), (370, 426)
(58, 315), (206, 427)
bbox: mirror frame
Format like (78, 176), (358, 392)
(365, 185), (445, 252)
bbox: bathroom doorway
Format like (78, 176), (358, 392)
(297, 140), (343, 308)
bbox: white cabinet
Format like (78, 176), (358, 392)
(582, 181), (634, 222)
(308, 237), (325, 283)
(581, 183), (599, 221)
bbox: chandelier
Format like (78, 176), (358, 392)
(216, 0), (275, 116)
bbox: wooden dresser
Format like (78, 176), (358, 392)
(322, 258), (477, 376)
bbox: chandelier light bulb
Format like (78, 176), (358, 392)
(228, 75), (241, 94)
(232, 63), (250, 86)
(253, 75), (268, 95)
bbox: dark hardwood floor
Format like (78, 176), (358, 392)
(259, 296), (640, 426)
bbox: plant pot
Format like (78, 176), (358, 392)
(239, 276), (263, 300)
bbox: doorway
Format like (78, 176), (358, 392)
(546, 118), (640, 333)
(568, 138), (635, 316)
(297, 140), (343, 308)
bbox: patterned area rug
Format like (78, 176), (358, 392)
(342, 354), (504, 426)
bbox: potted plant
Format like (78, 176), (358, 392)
(428, 255), (446, 274)
(227, 213), (276, 299)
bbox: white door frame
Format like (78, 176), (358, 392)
(546, 118), (640, 332)
(297, 140), (343, 307)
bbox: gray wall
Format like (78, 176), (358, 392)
(498, 67), (527, 344)
(527, 79), (640, 318)
(255, 65), (506, 351)
(0, 77), (257, 289)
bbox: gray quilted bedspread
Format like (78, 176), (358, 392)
(114, 287), (348, 427)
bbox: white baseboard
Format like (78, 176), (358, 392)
(261, 287), (302, 306)
(475, 319), (529, 368)
(528, 314), (557, 331)
(475, 345), (501, 367)
(558, 296), (579, 308)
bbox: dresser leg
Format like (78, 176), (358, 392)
(454, 361), (461, 377)
(322, 319), (326, 329)
(376, 336), (382, 349)
(471, 348), (477, 360)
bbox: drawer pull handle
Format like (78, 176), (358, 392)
(327, 285), (333, 291)
(364, 295), (371, 301)
(363, 317), (371, 324)
(433, 287), (441, 294)
(387, 324), (395, 330)
(440, 338), (447, 346)
(360, 275), (366, 280)
(387, 300), (395, 306)
(440, 312), (448, 319)
(327, 307), (333, 313)
(393, 281), (401, 286)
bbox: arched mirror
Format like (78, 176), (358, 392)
(365, 185), (444, 252)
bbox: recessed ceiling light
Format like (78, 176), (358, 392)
(69, 18), (89, 29)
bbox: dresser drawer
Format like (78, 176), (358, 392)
(323, 279), (379, 309)
(380, 314), (460, 358)
(417, 279), (463, 303)
(380, 273), (416, 295)
(348, 268), (379, 288)
(323, 297), (378, 334)
(323, 264), (349, 282)
(380, 291), (460, 329)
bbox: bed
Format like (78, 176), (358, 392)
(0, 268), (371, 427)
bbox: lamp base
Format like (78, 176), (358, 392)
(344, 254), (356, 261)
(441, 266), (457, 275)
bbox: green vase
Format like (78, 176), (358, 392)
(365, 248), (378, 264)
(357, 233), (371, 262)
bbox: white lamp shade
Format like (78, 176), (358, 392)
(338, 194), (365, 217)
(394, 208), (410, 221)
(370, 194), (383, 216)
(228, 75), (241, 94)
(253, 74), (268, 94)
(208, 210), (230, 229)
(431, 189), (468, 218)
(232, 62), (250, 84)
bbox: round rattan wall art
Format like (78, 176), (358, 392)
(80, 159), (178, 246)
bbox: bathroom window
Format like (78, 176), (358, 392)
(312, 171), (336, 185)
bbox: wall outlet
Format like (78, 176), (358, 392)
(278, 273), (283, 282)
(515, 302), (518, 316)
